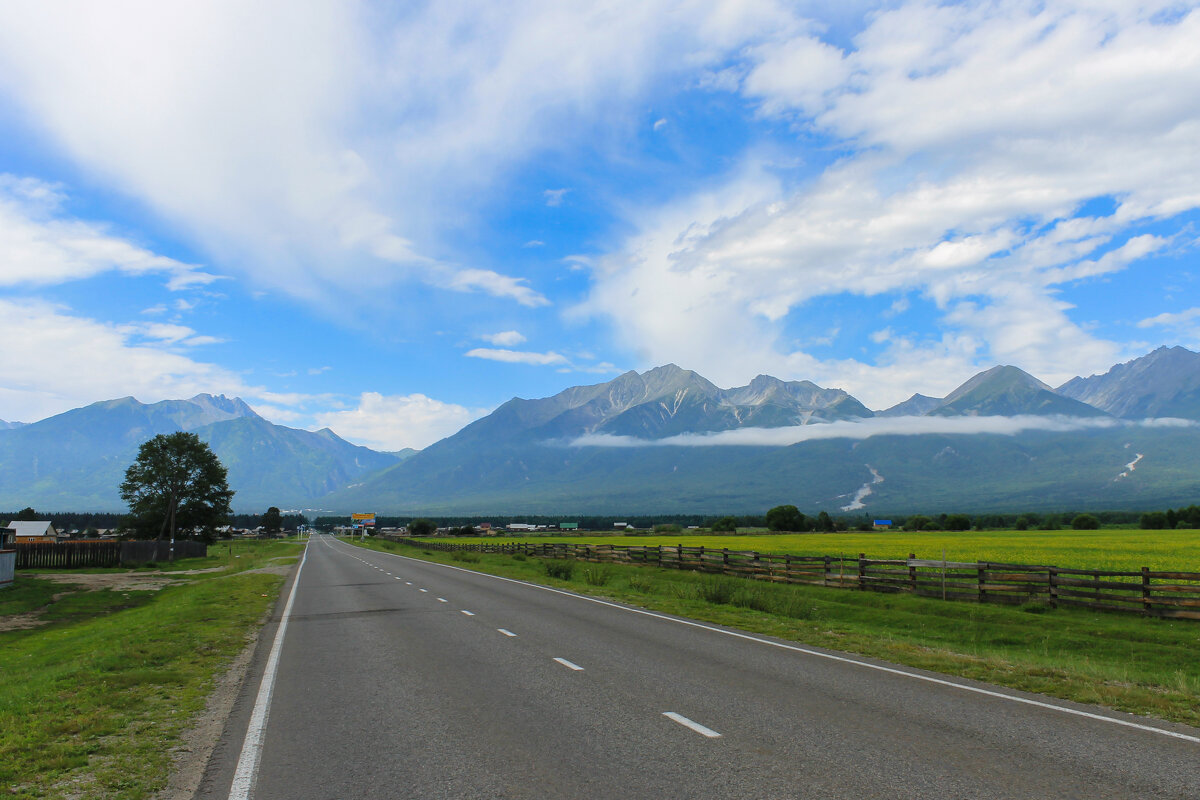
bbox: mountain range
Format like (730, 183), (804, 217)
(3, 346), (1200, 514)
(0, 395), (398, 511)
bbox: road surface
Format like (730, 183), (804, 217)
(198, 534), (1200, 799)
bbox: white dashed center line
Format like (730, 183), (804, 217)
(497, 629), (517, 637)
(438, 598), (448, 603)
(461, 610), (475, 616)
(419, 588), (428, 593)
(663, 712), (721, 739)
(553, 657), (584, 671)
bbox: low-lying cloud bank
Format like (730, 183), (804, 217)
(567, 416), (1196, 448)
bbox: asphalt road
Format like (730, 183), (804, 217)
(198, 535), (1200, 799)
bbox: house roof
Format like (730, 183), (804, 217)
(7, 520), (57, 537)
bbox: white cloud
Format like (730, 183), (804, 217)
(465, 348), (569, 366)
(523, 240), (545, 248)
(1138, 307), (1200, 329)
(0, 0), (798, 312)
(544, 188), (571, 207)
(441, 268), (548, 308)
(567, 414), (1183, 448)
(481, 330), (527, 346)
(579, 2), (1200, 407)
(0, 299), (251, 422)
(312, 392), (488, 450)
(652, 117), (668, 131)
(0, 175), (220, 289)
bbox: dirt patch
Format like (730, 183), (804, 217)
(0, 611), (48, 632)
(239, 563), (295, 577)
(0, 589), (81, 632)
(28, 571), (186, 592)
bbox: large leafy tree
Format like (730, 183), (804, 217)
(765, 504), (806, 532)
(262, 506), (283, 533)
(120, 432), (234, 541)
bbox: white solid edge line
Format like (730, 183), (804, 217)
(326, 538), (1200, 745)
(553, 657), (584, 671)
(498, 628), (517, 637)
(228, 540), (309, 799)
(664, 712), (722, 739)
(461, 610), (475, 616)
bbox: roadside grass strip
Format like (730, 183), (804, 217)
(0, 541), (295, 799)
(347, 537), (1200, 728)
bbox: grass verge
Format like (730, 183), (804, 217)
(0, 540), (298, 799)
(349, 537), (1200, 728)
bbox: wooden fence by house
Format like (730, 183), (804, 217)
(14, 540), (208, 569)
(391, 538), (1200, 621)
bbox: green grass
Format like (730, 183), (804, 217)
(0, 540), (297, 799)
(352, 537), (1200, 727)
(0, 575), (64, 617)
(425, 529), (1200, 572)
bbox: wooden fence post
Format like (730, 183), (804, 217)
(1048, 567), (1057, 609)
(857, 553), (866, 590)
(823, 555), (831, 586)
(1142, 567), (1151, 616)
(978, 562), (987, 604)
(908, 553), (917, 593)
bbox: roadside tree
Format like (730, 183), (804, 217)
(120, 432), (234, 541)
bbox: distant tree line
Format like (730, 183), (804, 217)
(1139, 505), (1200, 530)
(310, 513), (767, 531)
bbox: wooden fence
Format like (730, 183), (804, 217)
(391, 538), (1200, 621)
(15, 540), (208, 569)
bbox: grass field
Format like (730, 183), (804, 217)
(0, 539), (299, 799)
(424, 529), (1200, 572)
(352, 537), (1200, 727)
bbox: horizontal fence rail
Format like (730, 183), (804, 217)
(386, 537), (1200, 621)
(15, 540), (207, 569)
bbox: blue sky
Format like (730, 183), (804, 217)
(1, 0), (1198, 450)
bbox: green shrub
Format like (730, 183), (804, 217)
(450, 551), (481, 563)
(1072, 513), (1101, 530)
(698, 576), (736, 604)
(653, 523), (683, 533)
(626, 573), (654, 593)
(542, 559), (576, 580)
(581, 566), (612, 586)
(511, 553), (527, 561)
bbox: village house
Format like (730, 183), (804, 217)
(6, 520), (61, 543)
